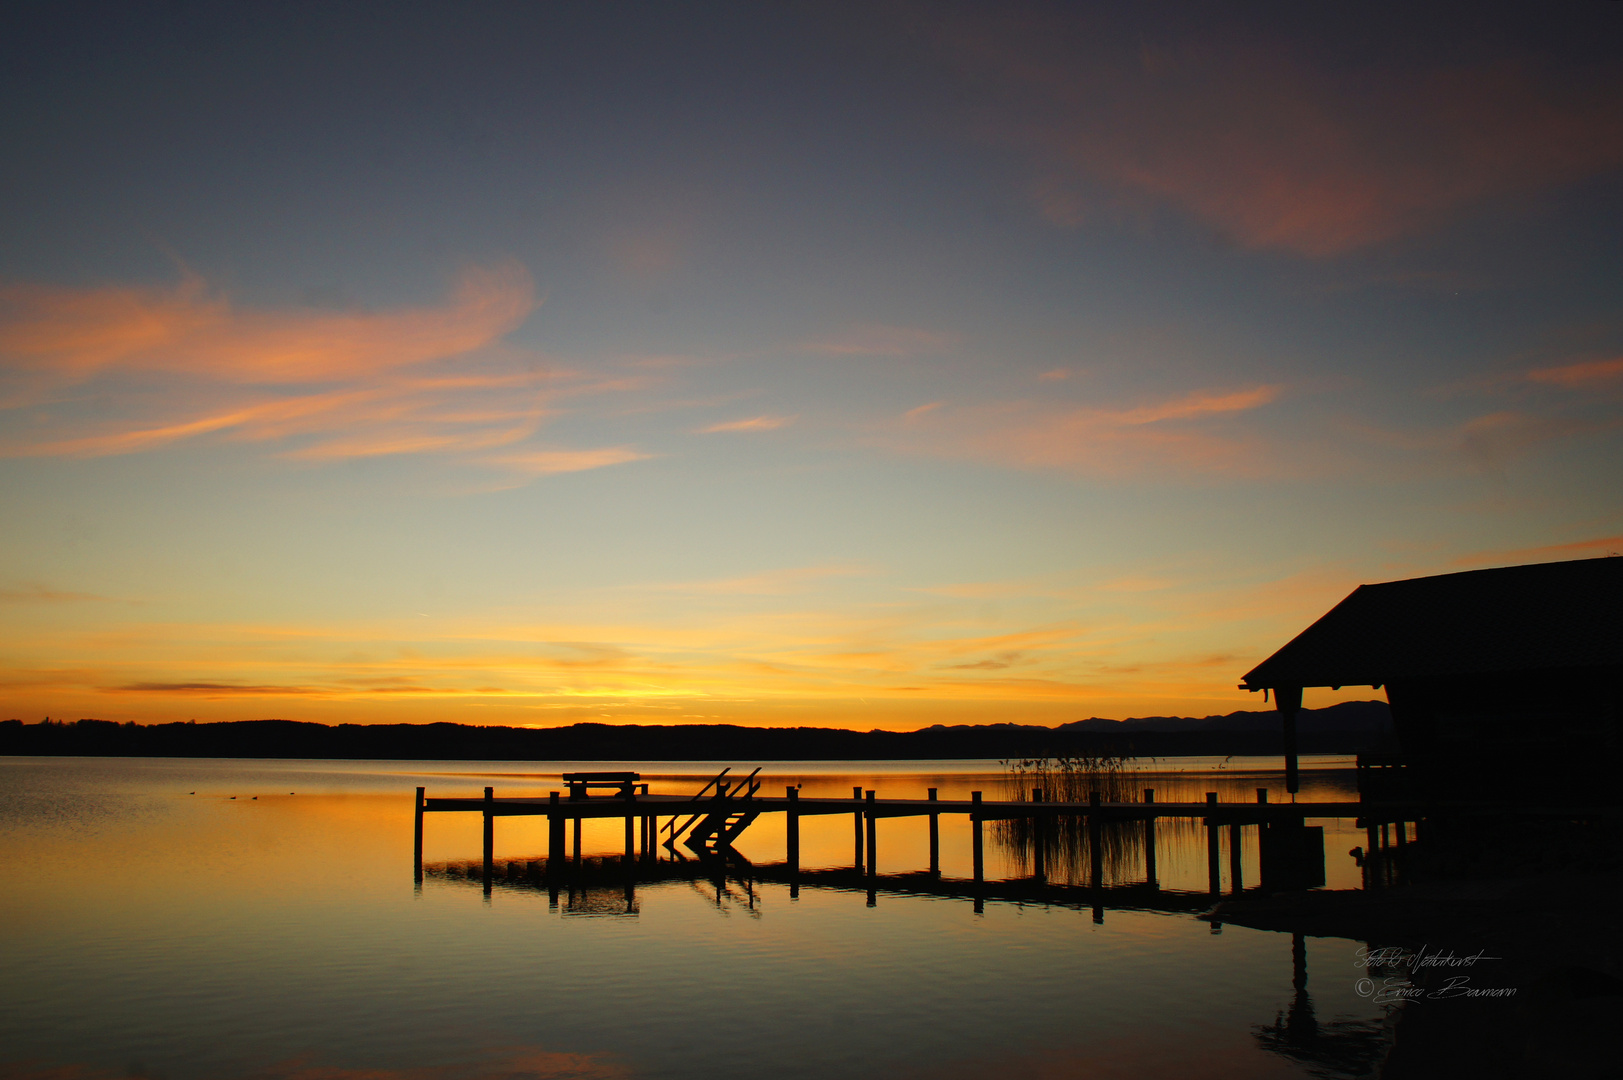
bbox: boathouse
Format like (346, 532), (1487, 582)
(1239, 556), (1623, 802)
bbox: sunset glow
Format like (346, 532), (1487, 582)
(2, 4), (1620, 728)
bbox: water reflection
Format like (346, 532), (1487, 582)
(1, 756), (1393, 1080)
(0, 1048), (633, 1080)
(422, 853), (1242, 918)
(1252, 933), (1394, 1080)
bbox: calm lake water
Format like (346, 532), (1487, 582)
(0, 756), (1392, 1080)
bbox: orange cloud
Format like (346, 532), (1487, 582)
(0, 263), (533, 384)
(0, 583), (102, 602)
(940, 20), (1623, 254)
(886, 384), (1283, 478)
(0, 266), (656, 477)
(482, 447), (652, 475)
(1526, 355), (1623, 389)
(697, 414), (795, 433)
(1457, 409), (1611, 471)
(1448, 535), (1623, 567)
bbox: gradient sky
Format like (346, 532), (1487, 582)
(3, 2), (1621, 729)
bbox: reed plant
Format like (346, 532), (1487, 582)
(995, 751), (1145, 885)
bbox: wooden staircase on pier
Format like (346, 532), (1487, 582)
(662, 767), (763, 857)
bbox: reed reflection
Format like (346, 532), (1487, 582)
(994, 754), (1211, 889)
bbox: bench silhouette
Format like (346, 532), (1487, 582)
(561, 771), (645, 800)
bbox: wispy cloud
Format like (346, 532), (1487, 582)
(939, 18), (1623, 254)
(0, 263), (533, 384)
(482, 447), (652, 475)
(1448, 535), (1623, 567)
(0, 264), (653, 478)
(1526, 356), (1623, 389)
(0, 583), (103, 603)
(1458, 410), (1615, 472)
(116, 681), (325, 696)
(697, 414), (795, 434)
(884, 384), (1284, 478)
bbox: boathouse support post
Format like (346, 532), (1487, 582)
(414, 787), (424, 883)
(1276, 685), (1302, 795)
(1205, 792), (1220, 896)
(971, 791), (984, 885)
(1143, 789), (1157, 888)
(482, 787), (494, 894)
(927, 788), (939, 876)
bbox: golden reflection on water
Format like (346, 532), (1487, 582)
(0, 757), (1389, 1080)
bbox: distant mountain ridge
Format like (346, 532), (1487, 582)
(0, 700), (1392, 759)
(1058, 699), (1391, 734)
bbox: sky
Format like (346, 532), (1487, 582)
(2, 1), (1621, 729)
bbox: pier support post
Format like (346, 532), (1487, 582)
(1143, 789), (1157, 888)
(573, 815), (583, 866)
(1032, 789), (1046, 883)
(1365, 819), (1380, 888)
(547, 791), (562, 877)
(624, 783), (636, 866)
(865, 791), (877, 880)
(971, 791), (984, 885)
(1230, 822), (1243, 895)
(853, 786), (864, 870)
(927, 788), (939, 876)
(1088, 790), (1102, 890)
(863, 789), (876, 902)
(1206, 792), (1220, 897)
(414, 787), (424, 883)
(483, 786), (494, 895)
(786, 787), (800, 877)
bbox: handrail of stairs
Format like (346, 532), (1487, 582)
(662, 767), (733, 846)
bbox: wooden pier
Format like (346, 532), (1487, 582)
(414, 768), (1424, 902)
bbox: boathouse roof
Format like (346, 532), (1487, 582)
(1239, 556), (1623, 691)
